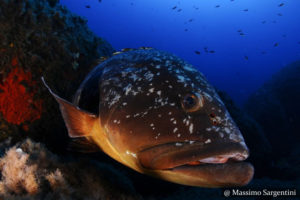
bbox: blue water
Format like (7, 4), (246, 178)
(60, 0), (300, 106)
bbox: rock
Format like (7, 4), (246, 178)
(0, 139), (141, 200)
(245, 61), (300, 156)
(244, 60), (300, 180)
(0, 0), (114, 152)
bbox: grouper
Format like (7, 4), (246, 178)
(43, 48), (254, 187)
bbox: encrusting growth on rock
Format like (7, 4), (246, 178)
(0, 139), (141, 200)
(0, 57), (43, 128)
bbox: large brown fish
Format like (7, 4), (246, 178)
(43, 48), (254, 187)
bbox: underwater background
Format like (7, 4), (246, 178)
(60, 0), (300, 106)
(0, 0), (299, 199)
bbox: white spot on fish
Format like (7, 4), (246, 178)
(189, 141), (195, 144)
(224, 127), (231, 134)
(157, 90), (162, 95)
(149, 88), (154, 93)
(168, 112), (172, 115)
(189, 123), (194, 134)
(173, 127), (178, 133)
(177, 134), (181, 137)
(122, 102), (127, 106)
(175, 142), (183, 146)
(126, 115), (131, 118)
(177, 75), (185, 83)
(144, 71), (154, 81)
(126, 150), (137, 158)
(124, 84), (132, 96)
(183, 65), (197, 72)
(206, 127), (212, 132)
(204, 139), (211, 144)
(129, 74), (138, 81)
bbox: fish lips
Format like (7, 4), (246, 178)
(138, 141), (254, 187)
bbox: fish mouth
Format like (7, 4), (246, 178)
(137, 141), (254, 187)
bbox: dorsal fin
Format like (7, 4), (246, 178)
(41, 77), (98, 138)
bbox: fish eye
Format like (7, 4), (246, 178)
(181, 93), (203, 112)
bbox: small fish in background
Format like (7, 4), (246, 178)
(184, 29), (188, 32)
(274, 42), (279, 47)
(261, 51), (267, 55)
(193, 6), (199, 10)
(188, 18), (194, 22)
(243, 9), (249, 12)
(237, 29), (243, 33)
(209, 50), (215, 53)
(43, 49), (253, 187)
(215, 5), (220, 8)
(239, 32), (246, 36)
(244, 56), (249, 60)
(172, 6), (177, 10)
(298, 41), (300, 45)
(194, 51), (200, 55)
(230, 0), (234, 1)
(278, 3), (285, 7)
(277, 13), (283, 16)
(121, 48), (135, 52)
(85, 5), (91, 8)
(177, 9), (182, 12)
(261, 20), (267, 24)
(98, 0), (102, 2)
(204, 47), (208, 53)
(282, 34), (287, 38)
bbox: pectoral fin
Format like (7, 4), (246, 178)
(42, 77), (98, 138)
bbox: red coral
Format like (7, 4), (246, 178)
(0, 58), (43, 126)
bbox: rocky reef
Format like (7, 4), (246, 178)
(0, 0), (114, 151)
(245, 60), (300, 180)
(0, 139), (140, 200)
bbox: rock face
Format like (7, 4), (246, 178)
(245, 61), (300, 180)
(245, 61), (300, 155)
(0, 0), (114, 151)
